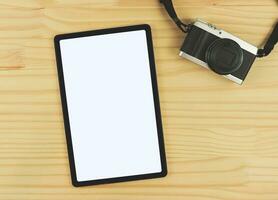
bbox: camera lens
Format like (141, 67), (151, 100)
(205, 38), (243, 75)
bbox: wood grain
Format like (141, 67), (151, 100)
(0, 0), (278, 199)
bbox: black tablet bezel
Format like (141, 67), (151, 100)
(54, 24), (167, 187)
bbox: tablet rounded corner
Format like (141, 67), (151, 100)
(143, 24), (152, 32)
(54, 35), (62, 44)
(161, 168), (168, 177)
(72, 179), (81, 187)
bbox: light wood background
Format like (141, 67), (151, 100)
(0, 0), (278, 199)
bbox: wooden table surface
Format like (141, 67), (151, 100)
(1, 0), (278, 199)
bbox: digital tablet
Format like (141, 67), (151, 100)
(54, 24), (167, 187)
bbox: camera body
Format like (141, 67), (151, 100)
(179, 20), (258, 84)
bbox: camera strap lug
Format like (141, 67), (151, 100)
(160, 0), (191, 33)
(257, 22), (278, 58)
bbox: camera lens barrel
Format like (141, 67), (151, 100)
(205, 38), (244, 75)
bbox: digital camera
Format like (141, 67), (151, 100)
(179, 20), (257, 84)
(160, 0), (278, 84)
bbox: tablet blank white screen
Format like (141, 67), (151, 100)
(59, 30), (162, 182)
